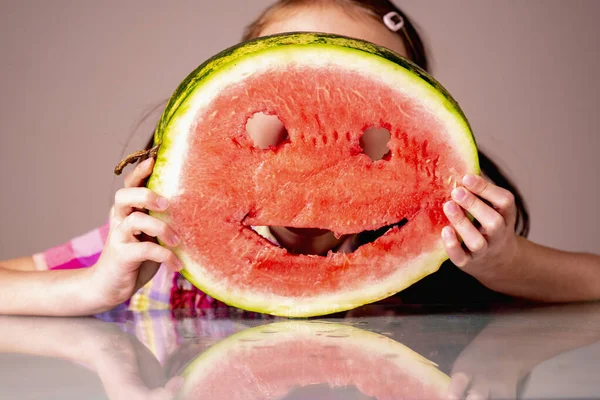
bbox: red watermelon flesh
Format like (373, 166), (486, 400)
(171, 68), (464, 297)
(178, 321), (450, 400)
(148, 33), (478, 316)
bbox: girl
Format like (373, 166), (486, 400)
(1, 0), (599, 316)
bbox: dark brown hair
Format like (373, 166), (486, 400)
(145, 0), (529, 237)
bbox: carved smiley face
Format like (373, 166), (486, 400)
(147, 33), (477, 316)
(247, 112), (395, 255)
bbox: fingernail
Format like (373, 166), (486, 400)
(463, 174), (477, 186)
(444, 201), (460, 215)
(140, 157), (153, 168)
(452, 187), (466, 201)
(156, 196), (169, 210)
(171, 234), (181, 246)
(442, 226), (453, 239)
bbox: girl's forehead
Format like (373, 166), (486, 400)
(258, 5), (408, 57)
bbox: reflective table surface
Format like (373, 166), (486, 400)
(2, 301), (600, 399)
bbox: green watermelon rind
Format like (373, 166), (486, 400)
(147, 32), (479, 317)
(179, 321), (451, 397)
(155, 32), (476, 151)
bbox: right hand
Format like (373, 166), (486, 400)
(90, 157), (182, 312)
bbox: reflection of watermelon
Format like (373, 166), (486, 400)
(177, 321), (450, 399)
(148, 33), (479, 317)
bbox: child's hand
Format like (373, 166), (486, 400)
(441, 174), (520, 284)
(90, 158), (182, 312)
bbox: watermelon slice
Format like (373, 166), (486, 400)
(147, 33), (479, 317)
(177, 321), (450, 399)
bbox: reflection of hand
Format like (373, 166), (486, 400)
(0, 316), (181, 400)
(447, 335), (528, 399)
(446, 304), (600, 400)
(86, 322), (183, 400)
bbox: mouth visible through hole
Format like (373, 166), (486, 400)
(248, 218), (408, 256)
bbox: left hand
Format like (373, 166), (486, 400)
(441, 174), (520, 282)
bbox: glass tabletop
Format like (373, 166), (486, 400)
(1, 301), (599, 399)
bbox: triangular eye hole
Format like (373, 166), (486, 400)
(360, 127), (391, 161)
(246, 112), (289, 150)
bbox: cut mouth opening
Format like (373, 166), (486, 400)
(247, 218), (408, 256)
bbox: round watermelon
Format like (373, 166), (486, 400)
(177, 321), (450, 399)
(147, 33), (479, 317)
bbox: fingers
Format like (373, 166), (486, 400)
(164, 376), (185, 394)
(451, 187), (505, 236)
(114, 187), (169, 222)
(446, 372), (471, 400)
(442, 226), (471, 267)
(124, 157), (155, 188)
(443, 201), (488, 256)
(442, 176), (519, 269)
(466, 379), (490, 400)
(462, 174), (517, 227)
(123, 241), (182, 272)
(115, 212), (180, 247)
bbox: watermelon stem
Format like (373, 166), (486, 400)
(113, 142), (161, 176)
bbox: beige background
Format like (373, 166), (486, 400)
(0, 0), (598, 258)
